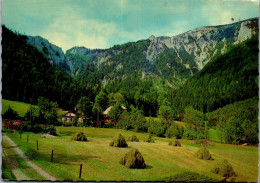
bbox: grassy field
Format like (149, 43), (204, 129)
(4, 127), (258, 182)
(2, 99), (67, 117)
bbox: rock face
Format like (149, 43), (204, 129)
(65, 18), (258, 86)
(145, 18), (258, 70)
(27, 36), (73, 73)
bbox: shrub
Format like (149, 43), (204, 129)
(147, 118), (165, 137)
(169, 139), (181, 146)
(145, 134), (155, 143)
(19, 123), (43, 133)
(164, 171), (217, 182)
(43, 125), (57, 136)
(119, 148), (146, 169)
(72, 132), (87, 141)
(109, 134), (128, 147)
(211, 159), (236, 177)
(128, 134), (139, 142)
(165, 124), (184, 139)
(3, 106), (19, 120)
(194, 146), (213, 160)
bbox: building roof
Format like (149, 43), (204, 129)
(60, 112), (76, 118)
(103, 105), (127, 115)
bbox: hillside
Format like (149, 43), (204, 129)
(1, 25), (93, 109)
(165, 34), (258, 117)
(66, 18), (258, 87)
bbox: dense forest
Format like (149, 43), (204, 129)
(2, 24), (258, 144)
(2, 25), (97, 109)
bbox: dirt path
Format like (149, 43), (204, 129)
(2, 134), (58, 181)
(2, 147), (30, 181)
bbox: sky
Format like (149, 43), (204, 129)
(2, 0), (259, 52)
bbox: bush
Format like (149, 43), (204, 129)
(164, 171), (217, 182)
(147, 118), (165, 137)
(165, 124), (184, 139)
(145, 134), (155, 143)
(211, 159), (236, 177)
(169, 139), (181, 146)
(128, 134), (139, 142)
(3, 106), (19, 120)
(72, 132), (87, 141)
(119, 148), (146, 169)
(109, 134), (128, 147)
(19, 123), (43, 133)
(43, 125), (57, 136)
(194, 146), (213, 160)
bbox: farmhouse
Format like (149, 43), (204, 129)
(103, 105), (127, 124)
(60, 112), (76, 122)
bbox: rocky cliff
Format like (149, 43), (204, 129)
(27, 36), (73, 73)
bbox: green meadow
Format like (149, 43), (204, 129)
(4, 127), (258, 182)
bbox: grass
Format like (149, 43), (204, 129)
(2, 99), (67, 117)
(4, 127), (259, 182)
(2, 161), (16, 181)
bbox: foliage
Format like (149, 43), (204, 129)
(165, 122), (184, 139)
(212, 159), (236, 177)
(128, 134), (139, 142)
(207, 97), (258, 144)
(2, 25), (93, 110)
(43, 125), (57, 136)
(76, 96), (93, 118)
(158, 105), (174, 126)
(24, 106), (38, 124)
(119, 148), (146, 169)
(147, 118), (165, 137)
(72, 132), (87, 141)
(37, 97), (58, 125)
(164, 171), (217, 182)
(19, 123), (44, 133)
(168, 139), (181, 146)
(145, 134), (155, 143)
(109, 134), (128, 147)
(194, 146), (213, 160)
(108, 102), (125, 122)
(2, 106), (19, 119)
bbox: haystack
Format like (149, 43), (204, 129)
(194, 146), (212, 160)
(169, 139), (181, 146)
(109, 133), (128, 147)
(212, 159), (236, 177)
(119, 148), (146, 169)
(128, 134), (139, 142)
(145, 134), (155, 143)
(72, 132), (87, 141)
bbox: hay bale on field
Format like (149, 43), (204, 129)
(72, 132), (87, 141)
(109, 134), (128, 147)
(194, 146), (212, 160)
(128, 134), (139, 142)
(119, 148), (146, 169)
(145, 134), (155, 143)
(212, 159), (236, 177)
(169, 139), (181, 146)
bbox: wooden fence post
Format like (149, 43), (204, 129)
(79, 164), (83, 178)
(27, 135), (29, 143)
(51, 150), (54, 162)
(20, 133), (22, 139)
(36, 140), (39, 150)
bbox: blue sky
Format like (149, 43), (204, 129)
(2, 0), (259, 52)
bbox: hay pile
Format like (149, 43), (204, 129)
(128, 134), (139, 142)
(72, 132), (87, 141)
(169, 139), (181, 146)
(119, 148), (146, 169)
(194, 146), (213, 160)
(212, 159), (236, 177)
(145, 134), (155, 143)
(109, 133), (128, 147)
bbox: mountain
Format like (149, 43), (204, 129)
(2, 25), (91, 109)
(27, 36), (73, 73)
(167, 34), (258, 116)
(66, 18), (258, 87)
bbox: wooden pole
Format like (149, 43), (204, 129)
(79, 164), (82, 178)
(27, 135), (29, 143)
(51, 150), (54, 162)
(20, 133), (22, 139)
(36, 140), (39, 150)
